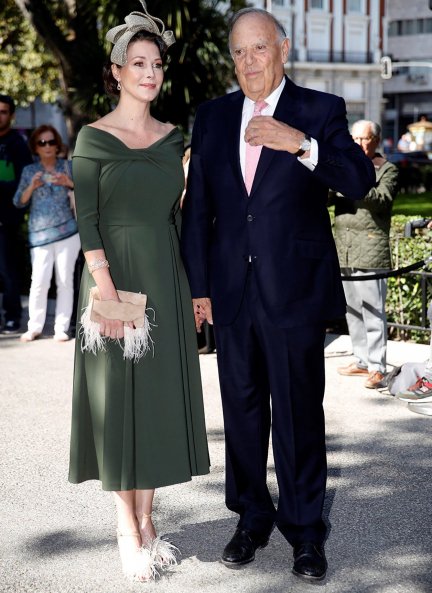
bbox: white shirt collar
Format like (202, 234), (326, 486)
(242, 77), (286, 116)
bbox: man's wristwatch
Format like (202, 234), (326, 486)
(295, 134), (312, 157)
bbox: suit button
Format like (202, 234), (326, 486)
(247, 214), (254, 222)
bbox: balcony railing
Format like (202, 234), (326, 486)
(306, 50), (374, 64)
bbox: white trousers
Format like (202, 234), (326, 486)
(341, 268), (388, 373)
(28, 233), (81, 334)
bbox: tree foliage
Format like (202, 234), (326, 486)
(6, 0), (246, 140)
(0, 0), (60, 105)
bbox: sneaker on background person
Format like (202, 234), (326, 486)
(1, 320), (20, 334)
(20, 330), (41, 342)
(408, 401), (432, 416)
(53, 331), (70, 342)
(396, 376), (432, 403)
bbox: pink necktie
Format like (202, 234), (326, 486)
(245, 100), (268, 194)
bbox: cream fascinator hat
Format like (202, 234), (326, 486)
(106, 0), (175, 66)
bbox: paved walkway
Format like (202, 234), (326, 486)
(1, 312), (431, 593)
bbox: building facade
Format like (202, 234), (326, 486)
(244, 0), (386, 127)
(383, 0), (432, 147)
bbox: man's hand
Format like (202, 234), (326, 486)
(192, 297), (213, 332)
(245, 116), (308, 156)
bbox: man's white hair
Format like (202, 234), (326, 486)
(352, 120), (381, 139)
(228, 7), (287, 52)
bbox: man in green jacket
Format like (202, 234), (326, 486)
(333, 120), (399, 389)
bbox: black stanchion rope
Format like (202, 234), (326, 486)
(341, 256), (432, 281)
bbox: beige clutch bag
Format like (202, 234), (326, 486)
(80, 287), (153, 362)
(89, 287), (147, 326)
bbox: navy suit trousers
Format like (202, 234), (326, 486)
(214, 267), (327, 545)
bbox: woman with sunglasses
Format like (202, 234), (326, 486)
(13, 124), (80, 342)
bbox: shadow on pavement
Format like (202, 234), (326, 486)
(24, 529), (112, 557)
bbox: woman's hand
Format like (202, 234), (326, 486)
(97, 315), (126, 340)
(98, 318), (136, 340)
(84, 249), (135, 340)
(19, 172), (44, 205)
(52, 172), (74, 189)
(30, 171), (44, 191)
(97, 291), (135, 340)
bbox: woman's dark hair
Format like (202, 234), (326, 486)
(29, 124), (63, 155)
(103, 30), (167, 97)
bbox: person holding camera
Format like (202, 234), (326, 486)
(13, 124), (80, 342)
(332, 120), (399, 389)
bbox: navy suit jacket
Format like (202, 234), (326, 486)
(181, 77), (376, 328)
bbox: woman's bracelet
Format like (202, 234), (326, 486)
(88, 258), (110, 274)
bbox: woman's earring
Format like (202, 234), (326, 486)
(117, 80), (121, 91)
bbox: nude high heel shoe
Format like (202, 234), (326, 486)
(138, 513), (179, 573)
(116, 529), (157, 582)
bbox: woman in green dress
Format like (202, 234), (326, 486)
(68, 2), (209, 582)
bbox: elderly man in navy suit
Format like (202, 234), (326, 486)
(181, 7), (375, 582)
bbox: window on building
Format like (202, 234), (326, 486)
(388, 21), (398, 37)
(390, 18), (432, 35)
(308, 20), (330, 56)
(273, 0), (285, 5)
(347, 0), (363, 12)
(310, 0), (324, 9)
(402, 20), (416, 35)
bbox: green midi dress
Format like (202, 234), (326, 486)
(68, 126), (210, 491)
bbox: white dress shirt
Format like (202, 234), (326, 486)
(239, 78), (318, 178)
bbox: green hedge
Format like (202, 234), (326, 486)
(387, 215), (431, 343)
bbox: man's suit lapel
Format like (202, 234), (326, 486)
(250, 77), (300, 197)
(226, 92), (247, 195)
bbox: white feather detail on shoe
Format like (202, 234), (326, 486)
(136, 546), (160, 581)
(122, 538), (179, 582)
(147, 537), (180, 570)
(117, 531), (158, 583)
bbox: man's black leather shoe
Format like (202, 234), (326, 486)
(221, 528), (270, 567)
(292, 542), (327, 581)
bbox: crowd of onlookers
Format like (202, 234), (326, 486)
(0, 94), (80, 342)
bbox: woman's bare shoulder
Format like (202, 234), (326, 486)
(87, 115), (116, 132)
(158, 121), (176, 134)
